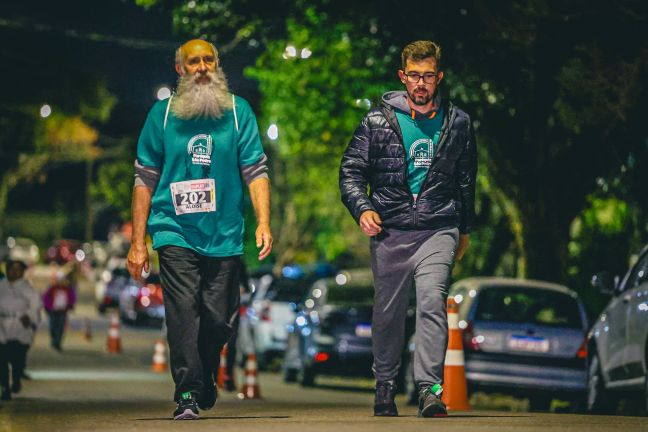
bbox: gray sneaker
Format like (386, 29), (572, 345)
(418, 384), (448, 418)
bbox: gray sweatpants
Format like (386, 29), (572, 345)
(370, 227), (459, 388)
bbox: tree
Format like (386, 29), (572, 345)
(245, 13), (393, 264)
(0, 80), (116, 239)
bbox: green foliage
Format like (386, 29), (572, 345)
(568, 196), (635, 315)
(245, 13), (390, 263)
(90, 160), (135, 221)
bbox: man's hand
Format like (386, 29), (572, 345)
(127, 243), (149, 281)
(359, 210), (383, 236)
(256, 222), (273, 261)
(456, 234), (470, 261)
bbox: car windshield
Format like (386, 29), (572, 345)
(475, 287), (582, 329)
(326, 284), (374, 306)
(267, 278), (309, 303)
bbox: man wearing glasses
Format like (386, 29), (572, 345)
(339, 40), (477, 417)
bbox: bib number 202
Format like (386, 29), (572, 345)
(179, 191), (207, 206)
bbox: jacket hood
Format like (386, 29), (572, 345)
(381, 91), (411, 113)
(382, 91), (443, 114)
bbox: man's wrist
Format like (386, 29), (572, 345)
(131, 241), (147, 249)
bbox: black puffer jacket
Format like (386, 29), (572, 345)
(339, 92), (477, 233)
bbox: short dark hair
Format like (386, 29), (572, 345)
(401, 40), (442, 70)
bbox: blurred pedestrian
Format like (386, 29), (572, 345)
(42, 271), (76, 352)
(127, 39), (272, 420)
(340, 40), (477, 417)
(0, 259), (41, 400)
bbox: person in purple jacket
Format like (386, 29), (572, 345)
(42, 272), (76, 352)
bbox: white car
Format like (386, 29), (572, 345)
(249, 271), (312, 369)
(588, 244), (648, 415)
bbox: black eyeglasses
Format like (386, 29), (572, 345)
(403, 72), (438, 84)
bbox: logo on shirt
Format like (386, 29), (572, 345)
(187, 134), (213, 166)
(410, 138), (434, 167)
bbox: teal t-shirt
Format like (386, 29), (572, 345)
(136, 95), (265, 257)
(395, 109), (444, 196)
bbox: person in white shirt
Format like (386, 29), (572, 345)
(0, 259), (41, 400)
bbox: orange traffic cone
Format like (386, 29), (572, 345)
(237, 353), (262, 399)
(216, 344), (229, 389)
(152, 338), (168, 373)
(82, 317), (92, 342)
(106, 313), (122, 354)
(441, 296), (471, 411)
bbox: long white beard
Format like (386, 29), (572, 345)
(172, 69), (233, 120)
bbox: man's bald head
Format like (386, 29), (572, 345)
(175, 40), (218, 67)
(174, 40), (220, 81)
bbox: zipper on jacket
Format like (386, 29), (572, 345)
(413, 102), (457, 226)
(380, 104), (417, 228)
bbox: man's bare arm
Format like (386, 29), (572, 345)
(127, 186), (152, 280)
(248, 177), (272, 260)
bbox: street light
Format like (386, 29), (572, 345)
(40, 104), (52, 118)
(157, 86), (171, 100)
(267, 124), (279, 140)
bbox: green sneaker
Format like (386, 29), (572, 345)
(173, 391), (199, 420)
(418, 384), (447, 418)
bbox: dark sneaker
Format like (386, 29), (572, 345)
(418, 384), (448, 418)
(11, 381), (21, 394)
(173, 392), (199, 420)
(198, 382), (217, 411)
(373, 381), (398, 416)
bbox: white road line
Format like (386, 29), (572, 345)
(29, 370), (170, 382)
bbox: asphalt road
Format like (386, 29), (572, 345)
(0, 266), (645, 431)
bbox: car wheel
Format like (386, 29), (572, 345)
(587, 352), (618, 414)
(299, 366), (315, 387)
(283, 368), (298, 383)
(404, 355), (418, 406)
(528, 395), (552, 412)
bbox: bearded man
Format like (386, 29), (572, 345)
(127, 39), (272, 420)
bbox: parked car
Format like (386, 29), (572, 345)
(118, 273), (165, 326)
(283, 269), (374, 386)
(248, 266), (314, 369)
(5, 237), (39, 265)
(283, 268), (415, 388)
(404, 277), (589, 411)
(588, 244), (648, 415)
(96, 258), (131, 313)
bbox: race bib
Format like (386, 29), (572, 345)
(53, 290), (68, 311)
(170, 179), (216, 215)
